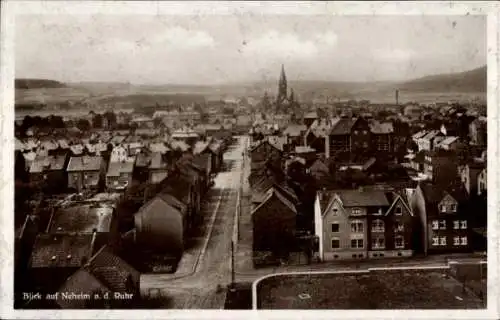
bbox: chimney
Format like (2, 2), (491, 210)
(325, 135), (330, 159)
(396, 90), (399, 106)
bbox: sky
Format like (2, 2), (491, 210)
(15, 14), (486, 85)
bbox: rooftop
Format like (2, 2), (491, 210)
(107, 160), (135, 177)
(67, 156), (103, 172)
(48, 204), (114, 233)
(30, 233), (95, 268)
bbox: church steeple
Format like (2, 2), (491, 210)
(276, 64), (288, 109)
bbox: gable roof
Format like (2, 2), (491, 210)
(67, 156), (103, 172)
(106, 160), (135, 177)
(252, 188), (297, 216)
(85, 245), (140, 292)
(329, 118), (355, 135)
(384, 191), (414, 217)
(419, 182), (468, 205)
(335, 189), (390, 207)
(56, 269), (110, 308)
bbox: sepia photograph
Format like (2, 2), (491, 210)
(1, 1), (498, 319)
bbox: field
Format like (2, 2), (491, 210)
(256, 268), (485, 309)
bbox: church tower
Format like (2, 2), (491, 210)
(276, 64), (288, 110)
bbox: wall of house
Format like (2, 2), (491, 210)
(68, 172), (82, 191)
(83, 171), (101, 189)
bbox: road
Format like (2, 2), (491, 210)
(140, 135), (248, 308)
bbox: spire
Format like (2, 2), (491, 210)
(277, 64), (288, 109)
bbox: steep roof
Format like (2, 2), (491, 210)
(67, 156), (103, 172)
(329, 118), (355, 135)
(252, 188), (297, 216)
(56, 269), (109, 308)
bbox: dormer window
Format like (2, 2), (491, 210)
(450, 204), (457, 212)
(352, 208), (362, 215)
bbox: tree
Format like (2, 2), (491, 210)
(92, 113), (103, 128)
(76, 119), (91, 132)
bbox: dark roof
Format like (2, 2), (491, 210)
(192, 153), (211, 171)
(329, 118), (355, 135)
(419, 182), (468, 205)
(252, 188), (297, 215)
(86, 246), (140, 292)
(156, 192), (188, 214)
(335, 189), (390, 207)
(56, 269), (110, 308)
(160, 174), (192, 205)
(67, 156), (103, 172)
(30, 233), (95, 268)
(48, 204), (114, 233)
(107, 160), (135, 176)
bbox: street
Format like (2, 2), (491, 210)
(140, 135), (248, 308)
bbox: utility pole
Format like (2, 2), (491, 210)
(230, 240), (235, 289)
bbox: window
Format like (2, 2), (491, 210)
(332, 208), (338, 216)
(432, 220), (439, 230)
(432, 237), (439, 246)
(331, 238), (340, 249)
(439, 220), (446, 230)
(453, 236), (460, 246)
(372, 237), (385, 249)
(331, 223), (340, 233)
(351, 221), (364, 233)
(395, 206), (403, 216)
(440, 236), (447, 246)
(351, 239), (364, 248)
(352, 208), (362, 215)
(354, 130), (359, 135)
(450, 204), (457, 212)
(461, 236), (468, 246)
(460, 220), (467, 229)
(363, 130), (368, 135)
(371, 219), (384, 232)
(363, 142), (369, 148)
(395, 236), (404, 249)
(395, 222), (404, 232)
(440, 205), (446, 213)
(453, 220), (460, 230)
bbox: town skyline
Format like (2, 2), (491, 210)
(16, 15), (486, 85)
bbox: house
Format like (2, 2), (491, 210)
(250, 140), (283, 169)
(416, 130), (443, 152)
(55, 246), (140, 309)
(191, 153), (212, 191)
(459, 162), (486, 196)
(69, 144), (85, 156)
(477, 168), (487, 196)
(435, 136), (459, 151)
(314, 189), (390, 261)
(252, 187), (297, 257)
(67, 156), (106, 192)
(423, 150), (458, 185)
(369, 121), (394, 153)
(303, 111), (319, 128)
(440, 122), (459, 137)
(328, 117), (373, 161)
(106, 158), (135, 192)
(304, 118), (335, 154)
(134, 192), (188, 258)
(28, 232), (100, 293)
(208, 140), (223, 173)
(469, 117), (487, 147)
(410, 182), (471, 255)
(148, 152), (169, 184)
(308, 157), (335, 188)
(267, 135), (287, 153)
(29, 154), (68, 192)
(283, 124), (307, 147)
(110, 145), (133, 163)
(367, 190), (416, 259)
(251, 175), (297, 208)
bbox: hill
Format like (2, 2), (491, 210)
(394, 66), (486, 93)
(15, 79), (66, 89)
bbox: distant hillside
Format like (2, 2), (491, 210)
(395, 66), (486, 93)
(15, 79), (66, 89)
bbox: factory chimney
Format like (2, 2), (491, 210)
(395, 89), (399, 106)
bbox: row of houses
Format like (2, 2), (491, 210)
(247, 126), (487, 265)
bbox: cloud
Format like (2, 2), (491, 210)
(242, 30), (337, 59)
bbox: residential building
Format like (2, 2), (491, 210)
(369, 121), (394, 153)
(459, 162), (486, 196)
(411, 182), (471, 255)
(250, 140), (283, 169)
(314, 189), (390, 261)
(106, 158), (135, 192)
(469, 117), (487, 147)
(148, 152), (169, 184)
(367, 190), (416, 258)
(252, 187), (297, 256)
(67, 156), (106, 192)
(423, 150), (459, 185)
(304, 118), (335, 154)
